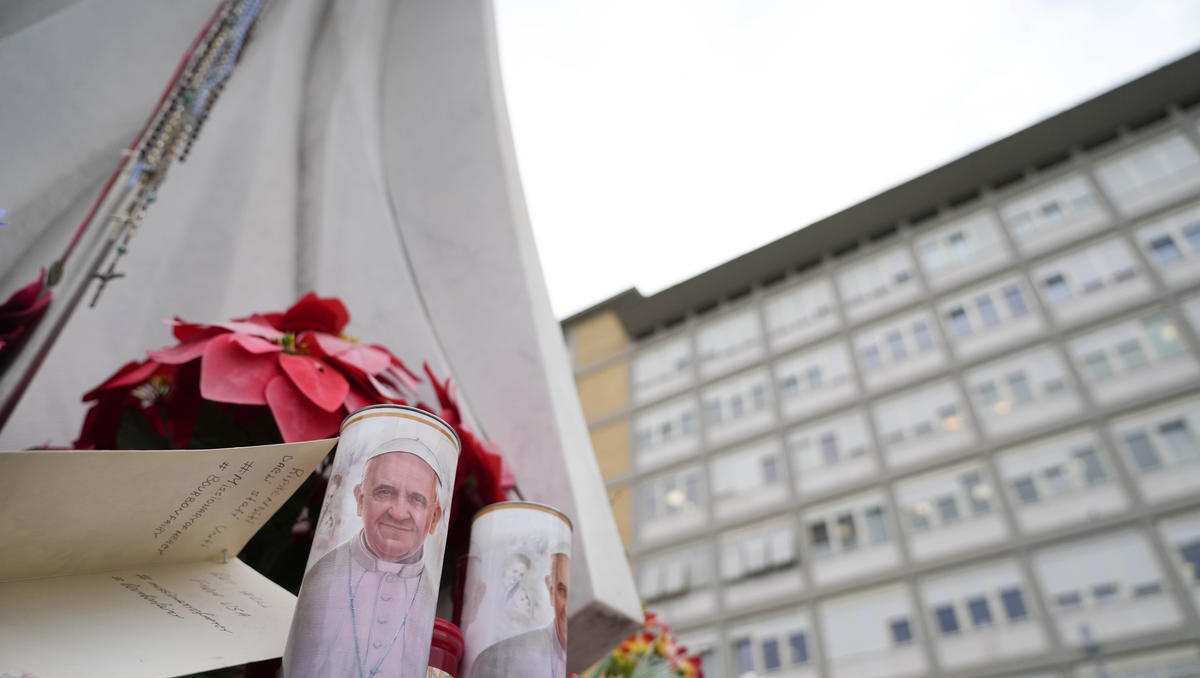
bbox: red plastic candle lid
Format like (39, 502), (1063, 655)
(429, 617), (464, 675)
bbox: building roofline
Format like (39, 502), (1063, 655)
(561, 49), (1200, 338)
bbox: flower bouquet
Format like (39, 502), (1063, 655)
(590, 612), (704, 678)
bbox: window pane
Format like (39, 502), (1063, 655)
(1126, 431), (1163, 472)
(821, 434), (839, 465)
(1083, 352), (1114, 381)
(1180, 542), (1200, 582)
(1013, 475), (1039, 504)
(1184, 222), (1200, 253)
(891, 619), (913, 645)
(864, 345), (882, 369)
(910, 505), (931, 531)
(731, 395), (744, 417)
(752, 384), (768, 410)
(1044, 274), (1071, 304)
(837, 513), (858, 550)
(979, 381), (1001, 408)
(734, 638), (753, 675)
(977, 294), (1000, 326)
(781, 375), (799, 398)
(935, 605), (960, 634)
(1055, 591), (1082, 610)
(913, 320), (934, 350)
(1143, 314), (1183, 358)
(967, 597), (994, 626)
(799, 368), (820, 393)
(789, 632), (809, 664)
(962, 472), (991, 514)
(1001, 588), (1028, 620)
(887, 331), (907, 359)
(1043, 465), (1071, 495)
(949, 308), (972, 336)
(809, 522), (830, 554)
(1008, 372), (1034, 404)
(762, 455), (780, 484)
(762, 638), (781, 671)
(1074, 445), (1108, 485)
(1117, 339), (1148, 370)
(1003, 284), (1029, 317)
(686, 474), (701, 504)
(1150, 235), (1183, 266)
(865, 506), (889, 543)
(1160, 419), (1199, 460)
(681, 411), (696, 435)
(937, 495), (960, 523)
(1093, 582), (1119, 605)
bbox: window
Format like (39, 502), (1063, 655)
(781, 375), (799, 398)
(910, 504), (931, 531)
(935, 605), (960, 634)
(1055, 591), (1082, 610)
(752, 384), (768, 410)
(1003, 284), (1029, 317)
(890, 618), (913, 645)
(1043, 274), (1070, 303)
(1008, 372), (1034, 404)
(705, 397), (726, 424)
(1083, 352), (1114, 381)
(1185, 221), (1200, 252)
(1160, 419), (1199, 460)
(1126, 431), (1163, 472)
(820, 434), (839, 465)
(1043, 465), (1071, 495)
(1093, 582), (1120, 605)
(686, 474), (701, 504)
(762, 638), (781, 671)
(762, 455), (780, 484)
(733, 638), (753, 675)
(1001, 588), (1028, 620)
(937, 495), (960, 523)
(1117, 339), (1148, 369)
(1150, 235), (1184, 265)
(789, 632), (809, 664)
(977, 295), (999, 326)
(1013, 475), (1039, 503)
(887, 331), (907, 359)
(948, 307), (971, 336)
(913, 320), (934, 350)
(731, 395), (745, 418)
(836, 513), (858, 550)
(865, 506), (889, 543)
(863, 345), (882, 369)
(1133, 581), (1162, 597)
(1144, 314), (1183, 358)
(809, 522), (830, 555)
(806, 366), (822, 390)
(967, 597), (994, 627)
(979, 381), (1001, 409)
(1180, 542), (1200, 582)
(962, 472), (991, 514)
(1074, 446), (1108, 485)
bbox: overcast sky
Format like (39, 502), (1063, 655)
(492, 1), (1200, 319)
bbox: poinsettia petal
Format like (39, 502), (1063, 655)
(279, 293), (349, 335)
(0, 268), (47, 312)
(333, 344), (390, 375)
(265, 374), (344, 442)
(344, 386), (376, 412)
(199, 334), (282, 405)
(232, 333), (282, 354)
(82, 360), (161, 401)
(278, 353), (349, 413)
(0, 290), (51, 324)
(147, 329), (222, 364)
(166, 316), (216, 342)
(214, 320), (283, 340)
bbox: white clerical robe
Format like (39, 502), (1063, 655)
(284, 532), (436, 678)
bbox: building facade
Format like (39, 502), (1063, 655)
(563, 53), (1200, 678)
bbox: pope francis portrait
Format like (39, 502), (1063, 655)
(283, 436), (447, 678)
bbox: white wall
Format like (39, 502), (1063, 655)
(820, 583), (926, 678)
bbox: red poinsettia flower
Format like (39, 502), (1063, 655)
(76, 293), (424, 446)
(0, 267), (53, 358)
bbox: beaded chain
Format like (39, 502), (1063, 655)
(78, 0), (265, 306)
